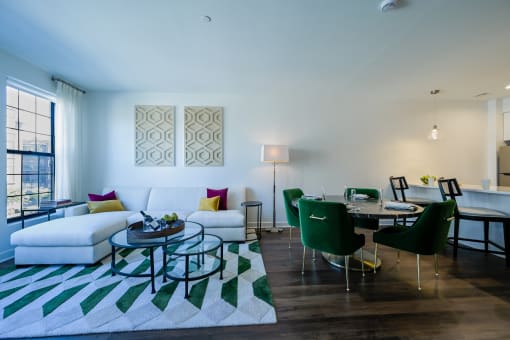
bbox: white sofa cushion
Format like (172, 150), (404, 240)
(146, 186), (246, 211)
(147, 187), (204, 212)
(103, 187), (151, 211)
(187, 210), (244, 228)
(222, 187), (246, 210)
(11, 211), (133, 247)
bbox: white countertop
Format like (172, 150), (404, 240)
(409, 183), (510, 195)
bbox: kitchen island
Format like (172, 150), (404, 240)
(408, 183), (509, 264)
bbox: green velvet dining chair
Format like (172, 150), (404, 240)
(372, 200), (456, 290)
(298, 199), (365, 292)
(344, 187), (380, 230)
(283, 188), (304, 249)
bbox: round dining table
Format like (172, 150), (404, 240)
(295, 195), (424, 271)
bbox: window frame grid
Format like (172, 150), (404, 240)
(6, 86), (55, 222)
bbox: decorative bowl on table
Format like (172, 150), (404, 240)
(127, 219), (185, 243)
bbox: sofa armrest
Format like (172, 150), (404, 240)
(64, 203), (89, 217)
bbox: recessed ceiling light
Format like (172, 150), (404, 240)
(201, 15), (212, 23)
(380, 0), (400, 12)
(505, 84), (510, 90)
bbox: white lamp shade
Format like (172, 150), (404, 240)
(261, 145), (289, 163)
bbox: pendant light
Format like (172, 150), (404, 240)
(429, 89), (440, 141)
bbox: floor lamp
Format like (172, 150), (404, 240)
(261, 145), (289, 233)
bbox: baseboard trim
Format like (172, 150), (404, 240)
(0, 248), (14, 263)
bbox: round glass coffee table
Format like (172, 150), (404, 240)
(164, 234), (223, 298)
(109, 221), (203, 293)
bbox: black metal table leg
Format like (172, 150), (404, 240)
(504, 221), (510, 267)
(257, 205), (262, 239)
(149, 247), (155, 294)
(162, 246), (167, 283)
(220, 243), (224, 280)
(244, 205), (248, 239)
(185, 254), (189, 298)
(484, 220), (490, 253)
(453, 218), (460, 258)
(111, 245), (116, 276)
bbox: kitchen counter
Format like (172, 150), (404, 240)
(407, 182), (508, 258)
(409, 183), (510, 196)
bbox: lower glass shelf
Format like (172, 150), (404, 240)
(166, 254), (222, 280)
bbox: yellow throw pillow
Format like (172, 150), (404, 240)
(198, 196), (220, 211)
(87, 200), (125, 214)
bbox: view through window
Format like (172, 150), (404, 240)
(6, 85), (55, 220)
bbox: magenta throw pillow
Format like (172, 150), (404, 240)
(207, 188), (228, 210)
(88, 190), (116, 202)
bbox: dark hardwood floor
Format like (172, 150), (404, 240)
(3, 229), (510, 339)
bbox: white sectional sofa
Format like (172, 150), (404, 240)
(11, 186), (246, 265)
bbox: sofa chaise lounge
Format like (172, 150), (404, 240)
(10, 186), (246, 265)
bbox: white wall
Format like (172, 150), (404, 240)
(83, 91), (487, 227)
(0, 49), (54, 261)
(0, 49), (491, 262)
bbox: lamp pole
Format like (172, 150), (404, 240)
(272, 161), (276, 229)
(260, 144), (288, 233)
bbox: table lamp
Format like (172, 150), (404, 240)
(261, 145), (289, 232)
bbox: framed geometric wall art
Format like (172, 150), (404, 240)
(184, 106), (224, 166)
(135, 105), (175, 166)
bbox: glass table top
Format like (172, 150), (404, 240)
(166, 234), (223, 256)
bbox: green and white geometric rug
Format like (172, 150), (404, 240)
(0, 241), (276, 338)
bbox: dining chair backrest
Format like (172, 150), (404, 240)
(389, 176), (409, 201)
(343, 187), (380, 230)
(393, 200), (456, 255)
(344, 187), (379, 199)
(412, 200), (456, 254)
(298, 199), (360, 255)
(438, 178), (462, 202)
(283, 188), (304, 228)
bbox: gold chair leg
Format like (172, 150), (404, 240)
(417, 254), (421, 291)
(345, 255), (350, 292)
(434, 254), (439, 277)
(397, 250), (400, 263)
(373, 243), (378, 274)
(289, 227), (292, 249)
(301, 247), (306, 275)
(360, 248), (365, 277)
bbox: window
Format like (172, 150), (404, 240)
(6, 85), (55, 221)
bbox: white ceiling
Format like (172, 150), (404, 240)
(0, 0), (510, 100)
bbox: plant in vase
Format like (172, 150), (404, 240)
(420, 175), (437, 185)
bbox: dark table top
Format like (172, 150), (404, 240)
(293, 195), (424, 219)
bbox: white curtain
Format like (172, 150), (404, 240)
(55, 81), (83, 200)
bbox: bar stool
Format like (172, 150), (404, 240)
(438, 178), (510, 266)
(389, 176), (437, 228)
(389, 176), (436, 206)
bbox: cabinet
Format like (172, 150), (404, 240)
(504, 112), (510, 141)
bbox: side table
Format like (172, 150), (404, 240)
(21, 201), (85, 229)
(241, 201), (263, 240)
(164, 234), (223, 298)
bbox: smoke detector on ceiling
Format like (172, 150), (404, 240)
(380, 0), (400, 12)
